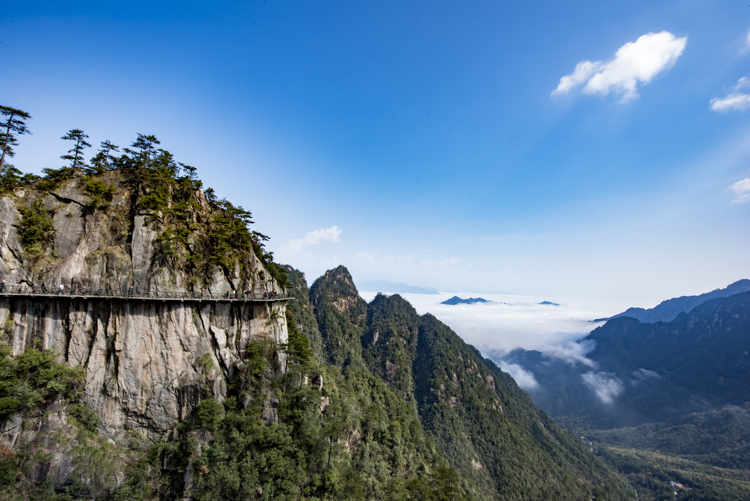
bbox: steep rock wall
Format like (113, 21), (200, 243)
(0, 297), (287, 441)
(0, 172), (289, 443)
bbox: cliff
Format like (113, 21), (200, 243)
(0, 165), (288, 493)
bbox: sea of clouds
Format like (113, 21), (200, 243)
(358, 289), (634, 405)
(358, 289), (604, 355)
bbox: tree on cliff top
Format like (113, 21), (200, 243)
(0, 106), (31, 173)
(61, 128), (92, 171)
(88, 140), (120, 174)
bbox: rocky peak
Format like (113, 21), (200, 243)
(309, 266), (366, 366)
(310, 266), (358, 303)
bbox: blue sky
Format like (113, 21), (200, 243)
(3, 1), (749, 312)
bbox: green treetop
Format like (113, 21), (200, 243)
(0, 105), (32, 173)
(61, 128), (92, 171)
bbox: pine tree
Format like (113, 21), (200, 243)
(0, 106), (32, 173)
(88, 140), (119, 173)
(61, 129), (91, 171)
(126, 133), (160, 167)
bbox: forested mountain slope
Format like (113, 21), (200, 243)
(300, 265), (629, 500)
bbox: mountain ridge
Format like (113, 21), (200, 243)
(595, 279), (750, 323)
(308, 265), (629, 499)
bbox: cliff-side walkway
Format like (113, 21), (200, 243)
(0, 289), (291, 304)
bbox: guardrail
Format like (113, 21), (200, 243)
(0, 282), (290, 302)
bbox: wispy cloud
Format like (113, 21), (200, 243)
(284, 225), (342, 253)
(711, 77), (750, 112)
(552, 31), (687, 101)
(581, 371), (624, 404)
(539, 339), (597, 368)
(729, 178), (750, 203)
(499, 361), (539, 391)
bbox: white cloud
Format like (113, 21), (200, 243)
(284, 225), (342, 253)
(356, 290), (601, 354)
(729, 178), (750, 203)
(710, 77), (750, 112)
(553, 31), (687, 101)
(499, 362), (539, 391)
(552, 61), (603, 95)
(538, 339), (596, 368)
(581, 371), (624, 404)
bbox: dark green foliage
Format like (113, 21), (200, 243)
(309, 266), (367, 366)
(17, 200), (55, 263)
(0, 105), (31, 172)
(600, 446), (750, 501)
(87, 140), (119, 174)
(0, 344), (85, 421)
(308, 266), (630, 500)
(283, 266), (324, 358)
(60, 129), (91, 171)
(587, 406), (750, 469)
(147, 335), (461, 500)
(191, 399), (224, 431)
(82, 178), (114, 212)
(37, 166), (78, 192)
(0, 166), (39, 193)
(285, 311), (313, 376)
(568, 406), (750, 500)
(68, 403), (100, 432)
(204, 198), (255, 276)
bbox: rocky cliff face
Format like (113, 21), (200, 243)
(0, 171), (288, 443)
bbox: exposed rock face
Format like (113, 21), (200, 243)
(0, 298), (287, 440)
(0, 172), (276, 296)
(0, 172), (288, 442)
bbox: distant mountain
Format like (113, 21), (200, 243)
(598, 279), (750, 323)
(441, 295), (489, 305)
(357, 279), (439, 294)
(499, 288), (750, 497)
(496, 283), (750, 499)
(538, 300), (559, 306)
(501, 290), (750, 428)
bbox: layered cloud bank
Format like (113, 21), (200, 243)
(358, 289), (602, 353)
(553, 31), (686, 101)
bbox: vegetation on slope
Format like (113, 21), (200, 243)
(2, 123), (287, 290)
(308, 265), (630, 500)
(112, 320), (462, 500)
